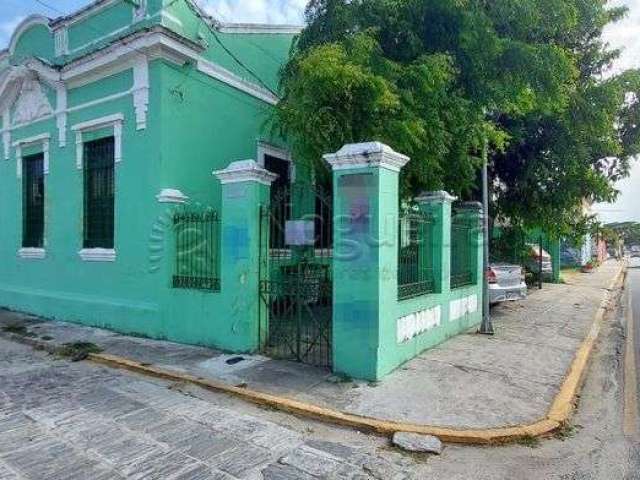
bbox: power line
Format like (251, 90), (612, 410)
(189, 0), (280, 95)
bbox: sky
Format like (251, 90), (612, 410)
(1, 0), (639, 222)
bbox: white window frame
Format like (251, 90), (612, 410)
(72, 113), (123, 170)
(257, 141), (295, 183)
(72, 114), (123, 262)
(13, 133), (51, 260)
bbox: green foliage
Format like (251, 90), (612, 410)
(605, 222), (640, 246)
(275, 0), (640, 232)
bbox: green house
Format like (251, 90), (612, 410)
(0, 0), (484, 381)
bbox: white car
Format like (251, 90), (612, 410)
(487, 263), (527, 304)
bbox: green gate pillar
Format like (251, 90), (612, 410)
(213, 160), (276, 352)
(324, 142), (410, 381)
(415, 191), (457, 294)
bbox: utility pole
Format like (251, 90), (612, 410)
(479, 138), (494, 335)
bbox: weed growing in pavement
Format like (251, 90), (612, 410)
(554, 423), (582, 441)
(2, 324), (37, 337)
(516, 434), (540, 448)
(57, 342), (103, 361)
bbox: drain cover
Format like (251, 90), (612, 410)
(226, 356), (245, 365)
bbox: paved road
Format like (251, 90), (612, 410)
(1, 266), (640, 479)
(0, 338), (424, 479)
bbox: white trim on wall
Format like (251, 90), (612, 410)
(156, 188), (189, 204)
(72, 113), (124, 169)
(133, 0), (147, 22)
(78, 248), (116, 262)
(197, 58), (278, 106)
(12, 133), (51, 178)
(2, 110), (9, 160)
(55, 85), (68, 147)
(257, 141), (295, 182)
(54, 28), (69, 56)
(51, 0), (121, 29)
(217, 23), (303, 34)
(18, 248), (46, 260)
(132, 56), (149, 130)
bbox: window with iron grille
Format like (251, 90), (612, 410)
(172, 209), (221, 292)
(83, 137), (115, 249)
(397, 210), (435, 300)
(22, 153), (45, 248)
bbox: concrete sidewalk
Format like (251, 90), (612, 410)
(0, 260), (623, 431)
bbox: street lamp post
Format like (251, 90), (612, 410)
(479, 139), (494, 335)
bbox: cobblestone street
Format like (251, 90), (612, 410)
(0, 338), (425, 480)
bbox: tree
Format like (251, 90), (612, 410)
(273, 0), (640, 234)
(606, 221), (640, 246)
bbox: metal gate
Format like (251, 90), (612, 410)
(258, 183), (333, 369)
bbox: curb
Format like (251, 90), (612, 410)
(2, 263), (627, 445)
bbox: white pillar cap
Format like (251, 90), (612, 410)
(213, 159), (278, 186)
(323, 142), (410, 172)
(415, 190), (457, 204)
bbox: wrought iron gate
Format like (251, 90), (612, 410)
(259, 183), (333, 369)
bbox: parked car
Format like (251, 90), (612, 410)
(487, 263), (527, 304)
(525, 245), (553, 278)
(560, 246), (581, 267)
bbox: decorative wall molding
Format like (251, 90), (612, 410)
(55, 85), (68, 147)
(132, 56), (149, 130)
(12, 76), (54, 126)
(156, 188), (189, 204)
(72, 113), (124, 169)
(397, 306), (441, 344)
(54, 28), (69, 56)
(13, 133), (51, 178)
(213, 159), (278, 186)
(324, 142), (411, 173)
(18, 248), (46, 259)
(78, 248), (116, 262)
(2, 110), (9, 160)
(133, 0), (147, 22)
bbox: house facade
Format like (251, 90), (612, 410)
(0, 0), (484, 381)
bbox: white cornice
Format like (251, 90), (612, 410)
(51, 0), (121, 29)
(213, 159), (278, 186)
(323, 142), (410, 173)
(196, 58), (278, 106)
(217, 23), (303, 34)
(4, 28), (279, 109)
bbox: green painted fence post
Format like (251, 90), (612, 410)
(415, 191), (456, 294)
(213, 160), (276, 352)
(323, 142), (410, 381)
